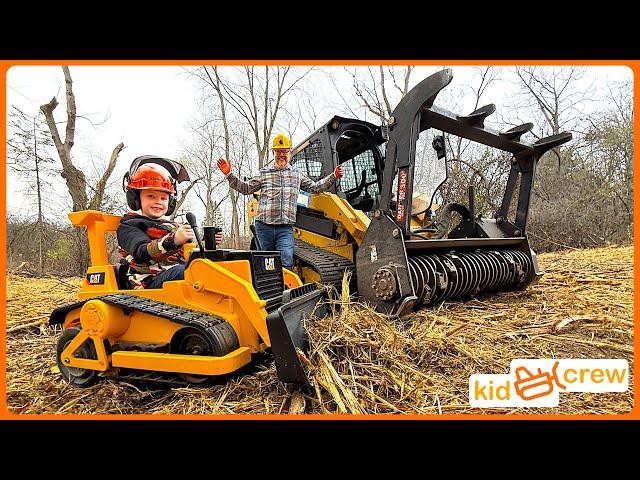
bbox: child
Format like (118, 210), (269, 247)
(117, 159), (222, 289)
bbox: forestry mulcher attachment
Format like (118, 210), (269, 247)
(49, 207), (327, 389)
(265, 68), (572, 317)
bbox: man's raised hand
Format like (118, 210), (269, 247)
(217, 158), (231, 176)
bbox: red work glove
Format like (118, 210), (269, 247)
(217, 158), (231, 176)
(334, 164), (343, 179)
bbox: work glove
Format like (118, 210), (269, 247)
(334, 165), (343, 179)
(217, 158), (231, 176)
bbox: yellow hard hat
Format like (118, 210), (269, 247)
(272, 133), (292, 150)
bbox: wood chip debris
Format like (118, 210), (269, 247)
(5, 245), (634, 415)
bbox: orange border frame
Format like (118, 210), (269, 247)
(1, 59), (637, 420)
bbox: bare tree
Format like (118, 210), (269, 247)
(188, 66), (313, 246)
(231, 127), (258, 242)
(40, 67), (86, 211)
(186, 67), (243, 246)
(512, 66), (593, 137)
(286, 87), (329, 136)
(584, 79), (634, 236)
(206, 66), (314, 168)
(507, 66), (634, 251)
(349, 66), (414, 123)
(7, 106), (56, 274)
(39, 66), (125, 272)
(206, 66), (241, 245)
(40, 66), (126, 212)
(183, 115), (228, 225)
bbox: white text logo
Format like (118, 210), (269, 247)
(469, 359), (628, 407)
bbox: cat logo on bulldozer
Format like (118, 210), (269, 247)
(265, 257), (275, 271)
(87, 272), (105, 285)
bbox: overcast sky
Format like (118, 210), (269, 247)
(5, 64), (633, 221)
(7, 66), (198, 165)
(6, 66), (202, 217)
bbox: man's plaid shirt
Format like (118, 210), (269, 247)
(226, 166), (336, 225)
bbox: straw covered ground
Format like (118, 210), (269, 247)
(5, 245), (634, 415)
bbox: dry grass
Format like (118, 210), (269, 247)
(5, 245), (634, 415)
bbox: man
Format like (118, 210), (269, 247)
(217, 133), (343, 268)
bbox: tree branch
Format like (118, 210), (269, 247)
(63, 66), (76, 150)
(88, 142), (125, 210)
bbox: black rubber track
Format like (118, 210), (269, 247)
(293, 239), (356, 287)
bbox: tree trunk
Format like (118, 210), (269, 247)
(33, 117), (44, 275)
(208, 67), (241, 248)
(199, 65), (312, 247)
(40, 66), (125, 274)
(40, 67), (88, 212)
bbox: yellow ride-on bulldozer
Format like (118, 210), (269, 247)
(249, 68), (572, 317)
(49, 204), (328, 389)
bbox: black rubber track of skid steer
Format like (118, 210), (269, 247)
(293, 239), (355, 287)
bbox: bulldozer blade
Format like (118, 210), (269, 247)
(266, 287), (328, 390)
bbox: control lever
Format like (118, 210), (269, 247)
(186, 212), (205, 258)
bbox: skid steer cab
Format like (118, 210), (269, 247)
(49, 210), (328, 390)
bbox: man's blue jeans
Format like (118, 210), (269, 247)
(254, 220), (294, 268)
(144, 264), (186, 289)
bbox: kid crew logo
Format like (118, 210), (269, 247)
(469, 359), (628, 407)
